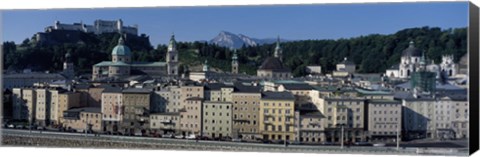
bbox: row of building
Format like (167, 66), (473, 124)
(10, 78), (468, 143)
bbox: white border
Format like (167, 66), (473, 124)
(0, 0), (478, 157)
(0, 0), (471, 10)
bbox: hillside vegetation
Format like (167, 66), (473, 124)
(3, 26), (466, 77)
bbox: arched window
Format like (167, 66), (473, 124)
(407, 70), (410, 76)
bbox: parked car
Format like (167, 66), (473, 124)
(174, 135), (185, 139)
(261, 139), (272, 144)
(162, 133), (174, 138)
(186, 134), (197, 140)
(232, 138), (243, 142)
(7, 124), (15, 128)
(37, 126), (46, 130)
(373, 143), (386, 147)
(321, 141), (334, 145)
(199, 136), (211, 140)
(221, 136), (232, 141)
(15, 125), (25, 129)
(354, 142), (371, 146)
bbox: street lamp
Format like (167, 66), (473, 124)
(396, 125), (400, 151)
(336, 123), (346, 149)
(284, 114), (287, 147)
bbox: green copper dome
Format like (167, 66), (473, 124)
(112, 37), (132, 56)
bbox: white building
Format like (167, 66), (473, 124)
(386, 41), (458, 79)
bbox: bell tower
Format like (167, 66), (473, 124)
(232, 49), (238, 74)
(167, 33), (179, 76)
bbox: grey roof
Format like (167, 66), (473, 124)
(402, 41), (422, 57)
(368, 99), (401, 104)
(94, 61), (130, 67)
(387, 64), (400, 70)
(233, 83), (262, 93)
(204, 83), (228, 90)
(102, 87), (123, 93)
(299, 110), (325, 118)
(258, 57), (290, 72)
(281, 83), (314, 90)
(131, 62), (167, 67)
(4, 73), (66, 79)
(355, 88), (392, 95)
(393, 92), (435, 101)
(66, 107), (101, 113)
(122, 88), (151, 94)
(74, 83), (92, 89)
(395, 81), (464, 91)
(339, 58), (355, 65)
(261, 91), (295, 100)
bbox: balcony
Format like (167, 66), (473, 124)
(160, 119), (173, 124)
(264, 120), (273, 124)
(285, 113), (294, 117)
(264, 113), (274, 117)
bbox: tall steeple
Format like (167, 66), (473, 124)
(232, 49), (238, 74)
(203, 60), (209, 72)
(274, 35), (283, 62)
(168, 33), (176, 51)
(63, 50), (74, 79)
(167, 33), (178, 76)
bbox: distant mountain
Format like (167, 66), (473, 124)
(209, 31), (288, 49)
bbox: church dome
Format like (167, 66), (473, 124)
(112, 37), (131, 56)
(402, 41), (422, 57)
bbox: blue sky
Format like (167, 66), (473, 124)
(1, 2), (468, 46)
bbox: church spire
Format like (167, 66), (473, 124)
(232, 49), (238, 74)
(168, 32), (176, 51)
(118, 36), (125, 45)
(274, 35), (283, 61)
(203, 60), (209, 72)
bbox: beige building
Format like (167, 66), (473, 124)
(62, 107), (102, 133)
(313, 96), (368, 143)
(367, 99), (402, 142)
(35, 88), (50, 126)
(231, 84), (262, 141)
(150, 112), (180, 135)
(259, 91), (295, 142)
(399, 92), (469, 140)
(120, 88), (151, 135)
(48, 89), (60, 125)
(55, 92), (81, 125)
(167, 84), (204, 113)
(202, 101), (232, 138)
(294, 110), (326, 143)
(152, 90), (169, 113)
(179, 97), (203, 136)
(101, 87), (124, 133)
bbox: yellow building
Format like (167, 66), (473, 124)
(55, 92), (81, 125)
(63, 107), (102, 133)
(259, 91), (295, 142)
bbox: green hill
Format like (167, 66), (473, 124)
(3, 26), (467, 77)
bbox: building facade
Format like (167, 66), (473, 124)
(202, 101), (232, 139)
(259, 91), (295, 142)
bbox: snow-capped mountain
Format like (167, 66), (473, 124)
(209, 31), (288, 49)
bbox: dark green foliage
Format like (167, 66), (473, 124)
(2, 27), (467, 77)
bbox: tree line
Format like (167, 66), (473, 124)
(3, 26), (467, 77)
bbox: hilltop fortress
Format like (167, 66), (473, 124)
(35, 19), (138, 45)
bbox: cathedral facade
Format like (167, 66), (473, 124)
(385, 41), (458, 79)
(92, 35), (178, 80)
